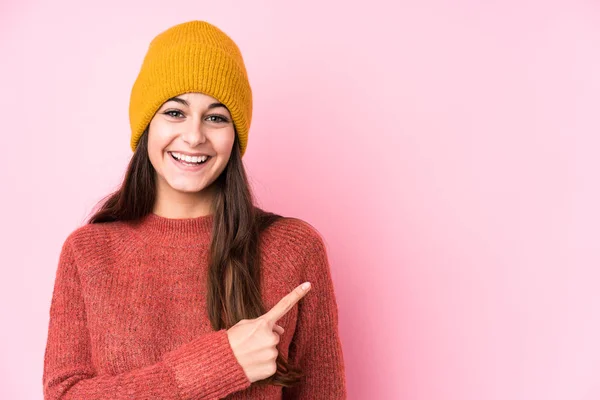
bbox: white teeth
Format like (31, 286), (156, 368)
(171, 152), (209, 164)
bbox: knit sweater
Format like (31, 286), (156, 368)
(42, 212), (347, 399)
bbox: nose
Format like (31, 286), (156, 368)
(181, 118), (207, 147)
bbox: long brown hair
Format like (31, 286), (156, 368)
(86, 126), (303, 387)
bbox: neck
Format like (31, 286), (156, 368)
(153, 179), (216, 219)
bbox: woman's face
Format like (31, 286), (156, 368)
(147, 92), (235, 198)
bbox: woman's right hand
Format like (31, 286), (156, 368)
(226, 282), (312, 383)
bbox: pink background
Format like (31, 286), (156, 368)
(2, 1), (600, 399)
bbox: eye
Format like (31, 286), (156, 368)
(164, 110), (184, 118)
(207, 115), (229, 123)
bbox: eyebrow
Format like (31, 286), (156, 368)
(165, 96), (229, 111)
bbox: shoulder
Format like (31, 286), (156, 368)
(260, 213), (329, 269)
(63, 220), (124, 250)
(59, 220), (141, 276)
(263, 214), (326, 246)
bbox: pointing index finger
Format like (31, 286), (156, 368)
(262, 282), (311, 324)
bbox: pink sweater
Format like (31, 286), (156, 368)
(43, 212), (347, 399)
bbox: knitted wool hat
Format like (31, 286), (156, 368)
(128, 20), (252, 157)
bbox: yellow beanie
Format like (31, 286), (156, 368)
(128, 20), (252, 157)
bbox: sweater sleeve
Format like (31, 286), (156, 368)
(282, 231), (348, 399)
(43, 236), (251, 400)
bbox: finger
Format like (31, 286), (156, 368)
(273, 324), (285, 335)
(262, 282), (311, 324)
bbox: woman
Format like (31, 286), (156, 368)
(42, 20), (347, 399)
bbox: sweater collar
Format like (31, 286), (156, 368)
(129, 212), (214, 248)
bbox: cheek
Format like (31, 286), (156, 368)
(147, 122), (172, 166)
(212, 130), (236, 155)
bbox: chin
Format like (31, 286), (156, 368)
(165, 178), (208, 193)
(174, 184), (207, 193)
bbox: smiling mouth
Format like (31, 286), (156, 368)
(168, 152), (211, 166)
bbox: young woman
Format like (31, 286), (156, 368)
(42, 20), (347, 399)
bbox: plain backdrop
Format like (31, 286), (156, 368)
(1, 1), (600, 399)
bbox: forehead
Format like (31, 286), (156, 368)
(162, 92), (229, 111)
